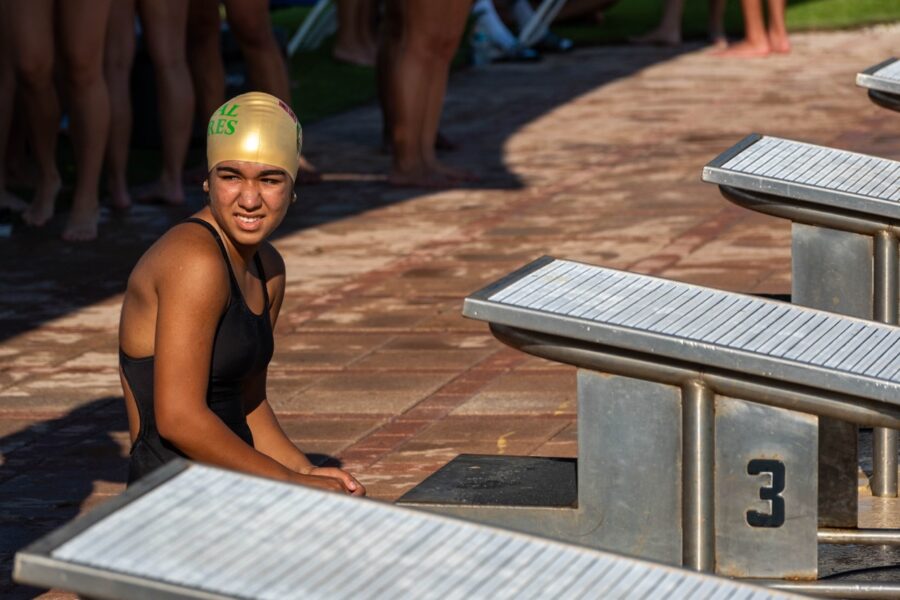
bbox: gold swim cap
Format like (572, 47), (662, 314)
(207, 91), (303, 181)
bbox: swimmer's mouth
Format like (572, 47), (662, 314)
(235, 214), (263, 230)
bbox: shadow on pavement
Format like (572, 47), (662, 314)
(0, 397), (128, 599)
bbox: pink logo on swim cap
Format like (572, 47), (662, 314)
(278, 100), (298, 123)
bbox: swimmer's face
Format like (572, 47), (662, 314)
(205, 160), (294, 246)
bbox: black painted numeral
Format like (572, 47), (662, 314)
(746, 459), (785, 528)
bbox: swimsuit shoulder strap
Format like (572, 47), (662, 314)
(253, 252), (270, 313)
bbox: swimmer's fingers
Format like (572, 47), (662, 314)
(291, 472), (347, 494)
(311, 467), (366, 496)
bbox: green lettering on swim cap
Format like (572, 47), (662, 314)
(218, 103), (240, 117)
(209, 104), (240, 137)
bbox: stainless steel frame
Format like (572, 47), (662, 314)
(682, 380), (715, 572)
(857, 58), (900, 112)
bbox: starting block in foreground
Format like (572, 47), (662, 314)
(399, 257), (900, 592)
(14, 460), (801, 600)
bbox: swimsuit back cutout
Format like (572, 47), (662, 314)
(120, 217), (274, 484)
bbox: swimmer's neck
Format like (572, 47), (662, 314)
(196, 208), (263, 266)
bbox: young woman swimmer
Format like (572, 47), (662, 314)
(118, 91), (364, 495)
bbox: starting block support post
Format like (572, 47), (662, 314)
(683, 380), (715, 572)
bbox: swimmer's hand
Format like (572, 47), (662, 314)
(293, 467), (366, 496)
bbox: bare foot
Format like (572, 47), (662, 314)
(709, 31), (727, 50)
(382, 131), (458, 154)
(22, 178), (61, 227)
(768, 32), (791, 54)
(333, 45), (376, 67)
(432, 162), (480, 183)
(629, 28), (681, 46)
(62, 204), (99, 242)
(136, 177), (185, 206)
(388, 165), (456, 188)
(296, 154), (322, 184)
(0, 189), (28, 212)
(107, 177), (132, 212)
(712, 40), (770, 58)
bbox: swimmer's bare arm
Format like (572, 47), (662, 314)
(245, 387), (365, 496)
(243, 245), (366, 496)
(152, 239), (351, 495)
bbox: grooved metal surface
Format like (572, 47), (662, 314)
(858, 58), (900, 95)
(702, 135), (900, 220)
(20, 464), (795, 600)
(466, 258), (900, 403)
(722, 136), (899, 199)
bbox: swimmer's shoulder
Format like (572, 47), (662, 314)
(130, 220), (231, 298)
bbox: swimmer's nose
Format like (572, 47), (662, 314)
(237, 183), (264, 210)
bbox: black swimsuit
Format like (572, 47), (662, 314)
(120, 218), (275, 484)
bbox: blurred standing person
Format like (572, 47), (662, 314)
(630, 0), (726, 47)
(715, 0), (790, 57)
(0, 13), (27, 213)
(5, 0), (113, 241)
(187, 0), (319, 181)
(333, 0), (378, 66)
(378, 0), (473, 187)
(105, 0), (195, 210)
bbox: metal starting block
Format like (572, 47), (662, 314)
(14, 460), (801, 600)
(399, 257), (900, 594)
(857, 58), (900, 113)
(703, 134), (900, 506)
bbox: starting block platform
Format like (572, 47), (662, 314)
(14, 460), (799, 600)
(399, 257), (900, 594)
(703, 133), (900, 505)
(857, 58), (900, 113)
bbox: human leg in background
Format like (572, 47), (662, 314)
(58, 0), (114, 241)
(630, 0), (724, 47)
(765, 0), (790, 53)
(708, 0), (727, 47)
(137, 0), (195, 205)
(7, 0), (62, 227)
(713, 0), (771, 57)
(377, 8), (459, 155)
(223, 0), (290, 100)
(0, 8), (27, 212)
(629, 0), (685, 46)
(104, 0), (136, 211)
(187, 0), (225, 124)
(415, 0), (475, 182)
(224, 0), (319, 181)
(334, 0), (378, 66)
(380, 0), (472, 187)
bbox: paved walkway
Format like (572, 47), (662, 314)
(2, 24), (900, 598)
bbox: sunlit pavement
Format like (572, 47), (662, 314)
(2, 24), (900, 598)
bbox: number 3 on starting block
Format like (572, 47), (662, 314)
(715, 398), (817, 579)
